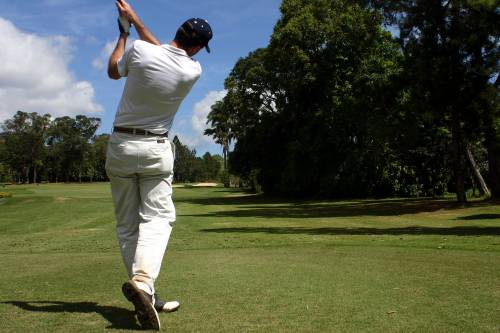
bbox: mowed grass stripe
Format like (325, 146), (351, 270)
(0, 184), (499, 332)
(0, 247), (498, 332)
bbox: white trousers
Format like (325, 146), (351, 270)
(105, 132), (176, 295)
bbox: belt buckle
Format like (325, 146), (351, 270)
(132, 128), (137, 135)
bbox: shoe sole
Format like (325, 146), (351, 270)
(122, 281), (161, 331)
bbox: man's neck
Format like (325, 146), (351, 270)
(169, 40), (193, 56)
(170, 40), (182, 49)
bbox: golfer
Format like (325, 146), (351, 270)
(105, 0), (212, 330)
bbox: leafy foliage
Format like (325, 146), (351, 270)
(1, 112), (223, 184)
(46, 115), (101, 182)
(172, 136), (222, 183)
(2, 111), (52, 183)
(206, 0), (499, 200)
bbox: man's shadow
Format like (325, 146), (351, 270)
(2, 301), (141, 330)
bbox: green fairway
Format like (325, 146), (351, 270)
(0, 184), (499, 332)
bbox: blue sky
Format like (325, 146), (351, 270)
(0, 0), (282, 155)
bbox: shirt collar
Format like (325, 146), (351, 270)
(163, 44), (188, 56)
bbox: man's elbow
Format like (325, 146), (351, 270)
(108, 73), (121, 80)
(108, 68), (121, 80)
(107, 61), (121, 80)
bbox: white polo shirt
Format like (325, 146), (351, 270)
(113, 40), (202, 134)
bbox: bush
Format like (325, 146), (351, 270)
(218, 169), (229, 187)
(0, 163), (9, 183)
(248, 169), (262, 193)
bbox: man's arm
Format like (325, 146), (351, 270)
(107, 33), (128, 80)
(116, 0), (161, 46)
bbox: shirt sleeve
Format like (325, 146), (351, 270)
(117, 40), (137, 77)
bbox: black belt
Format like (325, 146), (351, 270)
(113, 126), (168, 137)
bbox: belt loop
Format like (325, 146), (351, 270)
(132, 128), (137, 135)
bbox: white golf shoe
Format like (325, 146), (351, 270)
(154, 294), (181, 313)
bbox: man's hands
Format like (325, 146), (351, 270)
(108, 0), (137, 80)
(109, 0), (162, 80)
(114, 0), (161, 45)
(115, 0), (140, 27)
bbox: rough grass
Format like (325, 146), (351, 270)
(0, 184), (499, 332)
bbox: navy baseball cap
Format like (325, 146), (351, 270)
(181, 18), (213, 53)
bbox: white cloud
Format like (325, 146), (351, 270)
(192, 90), (227, 136)
(168, 90), (227, 154)
(171, 131), (201, 149)
(92, 39), (136, 70)
(0, 17), (103, 121)
(92, 41), (116, 70)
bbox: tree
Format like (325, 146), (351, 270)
(205, 100), (237, 186)
(221, 0), (404, 197)
(0, 135), (9, 183)
(28, 113), (51, 184)
(385, 0), (500, 203)
(172, 136), (198, 183)
(205, 101), (233, 170)
(2, 111), (51, 183)
(47, 115), (100, 182)
(89, 134), (110, 182)
(218, 0), (498, 201)
(200, 152), (221, 181)
(484, 73), (500, 198)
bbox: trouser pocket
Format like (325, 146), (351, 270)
(141, 140), (174, 175)
(105, 134), (137, 176)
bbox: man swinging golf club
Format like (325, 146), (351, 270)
(106, 0), (212, 330)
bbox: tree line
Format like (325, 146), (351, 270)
(204, 0), (499, 204)
(172, 136), (224, 183)
(0, 111), (223, 184)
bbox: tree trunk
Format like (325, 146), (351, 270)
(25, 166), (30, 184)
(33, 165), (37, 185)
(223, 141), (230, 188)
(464, 144), (491, 198)
(470, 176), (476, 197)
(223, 143), (228, 171)
(484, 81), (500, 199)
(488, 143), (500, 198)
(452, 115), (467, 206)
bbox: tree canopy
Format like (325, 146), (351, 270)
(1, 112), (103, 183)
(205, 0), (499, 202)
(0, 113), (224, 185)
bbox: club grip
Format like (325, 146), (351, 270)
(118, 16), (131, 35)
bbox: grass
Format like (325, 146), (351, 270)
(0, 183), (499, 332)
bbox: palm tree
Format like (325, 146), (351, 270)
(205, 100), (234, 187)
